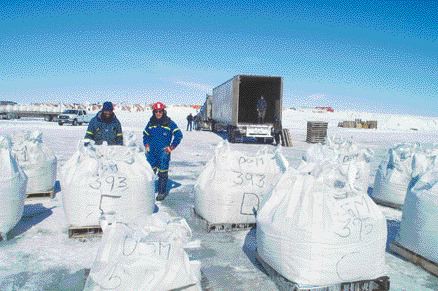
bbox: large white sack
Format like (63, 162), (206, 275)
(396, 164), (438, 264)
(303, 137), (374, 193)
(84, 212), (201, 291)
(257, 160), (387, 286)
(12, 131), (57, 193)
(372, 144), (435, 206)
(194, 141), (288, 224)
(0, 136), (27, 239)
(62, 141), (155, 227)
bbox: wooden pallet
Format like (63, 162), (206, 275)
(307, 121), (328, 127)
(306, 122), (328, 144)
(390, 241), (438, 277)
(281, 129), (293, 147)
(371, 197), (403, 210)
(26, 188), (55, 199)
(68, 225), (103, 239)
(192, 208), (255, 233)
(256, 252), (390, 291)
(306, 137), (326, 144)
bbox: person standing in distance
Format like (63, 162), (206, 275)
(273, 114), (282, 146)
(186, 113), (194, 131)
(256, 95), (267, 123)
(84, 101), (123, 145)
(143, 102), (183, 201)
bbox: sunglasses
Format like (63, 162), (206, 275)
(154, 110), (164, 114)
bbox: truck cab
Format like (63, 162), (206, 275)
(57, 109), (92, 126)
(194, 94), (213, 131)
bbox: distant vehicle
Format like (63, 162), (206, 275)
(0, 102), (61, 121)
(198, 75), (283, 143)
(0, 112), (18, 120)
(57, 109), (93, 126)
(315, 106), (334, 112)
(194, 94), (213, 131)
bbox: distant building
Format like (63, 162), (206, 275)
(315, 106), (334, 112)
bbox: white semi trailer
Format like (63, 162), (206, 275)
(209, 75), (283, 143)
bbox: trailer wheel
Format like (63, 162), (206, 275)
(266, 137), (274, 144)
(58, 122), (63, 126)
(227, 126), (237, 143)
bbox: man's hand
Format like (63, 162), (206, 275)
(145, 144), (150, 152)
(164, 146), (174, 154)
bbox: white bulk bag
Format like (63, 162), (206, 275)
(84, 213), (201, 291)
(62, 142), (155, 227)
(303, 137), (374, 193)
(0, 136), (27, 239)
(372, 144), (435, 206)
(257, 161), (387, 286)
(396, 166), (438, 264)
(12, 131), (57, 193)
(194, 141), (288, 224)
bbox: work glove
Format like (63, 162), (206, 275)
(145, 144), (150, 153)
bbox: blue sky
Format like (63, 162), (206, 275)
(0, 1), (437, 115)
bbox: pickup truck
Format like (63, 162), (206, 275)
(57, 109), (93, 126)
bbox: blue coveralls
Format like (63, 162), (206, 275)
(143, 114), (183, 194)
(257, 97), (268, 123)
(84, 112), (123, 145)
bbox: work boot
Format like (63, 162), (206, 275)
(156, 193), (166, 201)
(157, 171), (168, 201)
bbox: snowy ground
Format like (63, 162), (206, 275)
(1, 108), (438, 291)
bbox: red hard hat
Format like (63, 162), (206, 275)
(152, 102), (166, 111)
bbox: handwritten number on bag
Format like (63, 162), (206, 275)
(89, 178), (102, 190)
(233, 171), (244, 185)
(118, 177), (127, 189)
(335, 197), (373, 240)
(105, 176), (115, 191)
(89, 176), (128, 191)
(232, 171), (265, 188)
(256, 174), (265, 187)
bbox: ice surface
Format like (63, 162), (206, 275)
(0, 107), (437, 290)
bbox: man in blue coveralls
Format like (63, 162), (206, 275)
(84, 101), (123, 145)
(143, 102), (183, 201)
(256, 95), (268, 124)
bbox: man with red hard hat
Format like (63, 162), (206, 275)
(143, 102), (183, 201)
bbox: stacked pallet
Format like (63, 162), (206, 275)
(306, 121), (328, 144)
(281, 128), (293, 147)
(368, 120), (378, 129)
(339, 120), (378, 129)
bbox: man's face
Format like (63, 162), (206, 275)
(154, 110), (164, 119)
(102, 110), (113, 119)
